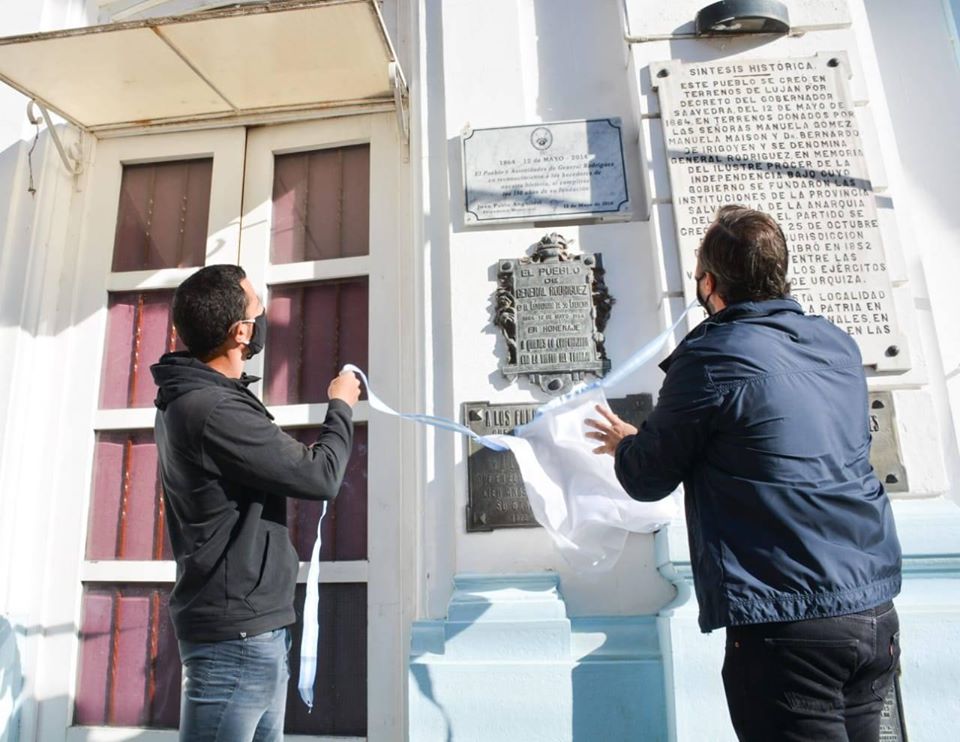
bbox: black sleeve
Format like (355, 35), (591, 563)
(614, 352), (721, 502)
(200, 397), (354, 501)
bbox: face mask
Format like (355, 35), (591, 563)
(240, 311), (267, 358)
(695, 274), (714, 316)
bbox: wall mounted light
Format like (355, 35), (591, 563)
(695, 0), (790, 35)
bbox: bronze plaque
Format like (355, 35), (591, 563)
(464, 395), (653, 532)
(494, 233), (614, 395)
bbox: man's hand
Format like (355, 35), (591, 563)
(328, 371), (361, 407)
(585, 405), (638, 456)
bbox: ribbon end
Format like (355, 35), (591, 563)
(298, 687), (314, 710)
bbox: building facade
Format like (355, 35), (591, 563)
(0, 1), (957, 741)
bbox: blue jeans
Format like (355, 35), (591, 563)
(178, 627), (291, 742)
(722, 601), (901, 741)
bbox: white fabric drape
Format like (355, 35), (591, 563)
(297, 303), (694, 706)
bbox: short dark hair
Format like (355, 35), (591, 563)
(699, 205), (790, 303)
(172, 264), (248, 359)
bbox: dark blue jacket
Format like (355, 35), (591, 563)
(615, 298), (901, 632)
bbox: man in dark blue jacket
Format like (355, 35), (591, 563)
(586, 206), (902, 742)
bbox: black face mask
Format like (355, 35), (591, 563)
(695, 274), (714, 316)
(243, 311), (267, 358)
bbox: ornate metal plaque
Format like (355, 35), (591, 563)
(494, 233), (614, 394)
(652, 53), (908, 371)
(868, 392), (907, 493)
(464, 395), (653, 532)
(462, 118), (631, 224)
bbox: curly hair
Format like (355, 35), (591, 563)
(698, 205), (790, 303)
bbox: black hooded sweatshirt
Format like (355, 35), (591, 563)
(151, 351), (353, 642)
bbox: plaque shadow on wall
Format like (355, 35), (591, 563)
(484, 260), (514, 392)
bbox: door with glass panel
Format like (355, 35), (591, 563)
(238, 114), (404, 739)
(67, 116), (403, 741)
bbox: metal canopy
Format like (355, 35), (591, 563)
(0, 0), (407, 134)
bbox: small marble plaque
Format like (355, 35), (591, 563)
(462, 118), (631, 224)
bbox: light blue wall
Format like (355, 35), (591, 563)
(655, 497), (960, 742)
(409, 574), (668, 742)
(409, 499), (960, 742)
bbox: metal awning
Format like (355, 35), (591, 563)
(0, 0), (407, 135)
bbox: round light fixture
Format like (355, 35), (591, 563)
(695, 0), (790, 35)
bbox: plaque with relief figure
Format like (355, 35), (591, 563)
(493, 233), (614, 395)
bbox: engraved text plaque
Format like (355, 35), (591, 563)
(652, 53), (907, 370)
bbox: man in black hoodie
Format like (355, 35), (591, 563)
(151, 264), (360, 742)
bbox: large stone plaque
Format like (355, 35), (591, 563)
(462, 118), (631, 224)
(868, 391), (907, 493)
(652, 53), (908, 371)
(494, 233), (613, 394)
(464, 395), (653, 532)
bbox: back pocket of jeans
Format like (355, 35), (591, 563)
(763, 637), (858, 712)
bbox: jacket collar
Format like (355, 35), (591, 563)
(151, 351), (269, 417)
(709, 297), (804, 324)
(659, 297), (804, 372)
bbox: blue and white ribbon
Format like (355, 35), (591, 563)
(340, 364), (510, 451)
(297, 500), (327, 709)
(297, 301), (696, 707)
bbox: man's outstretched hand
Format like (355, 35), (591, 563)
(328, 371), (362, 407)
(585, 405), (637, 456)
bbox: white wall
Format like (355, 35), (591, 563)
(418, 0), (678, 619)
(864, 0), (960, 502)
(621, 0), (951, 499)
(0, 3), (100, 740)
(417, 0), (958, 622)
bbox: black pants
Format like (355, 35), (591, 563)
(722, 602), (900, 742)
